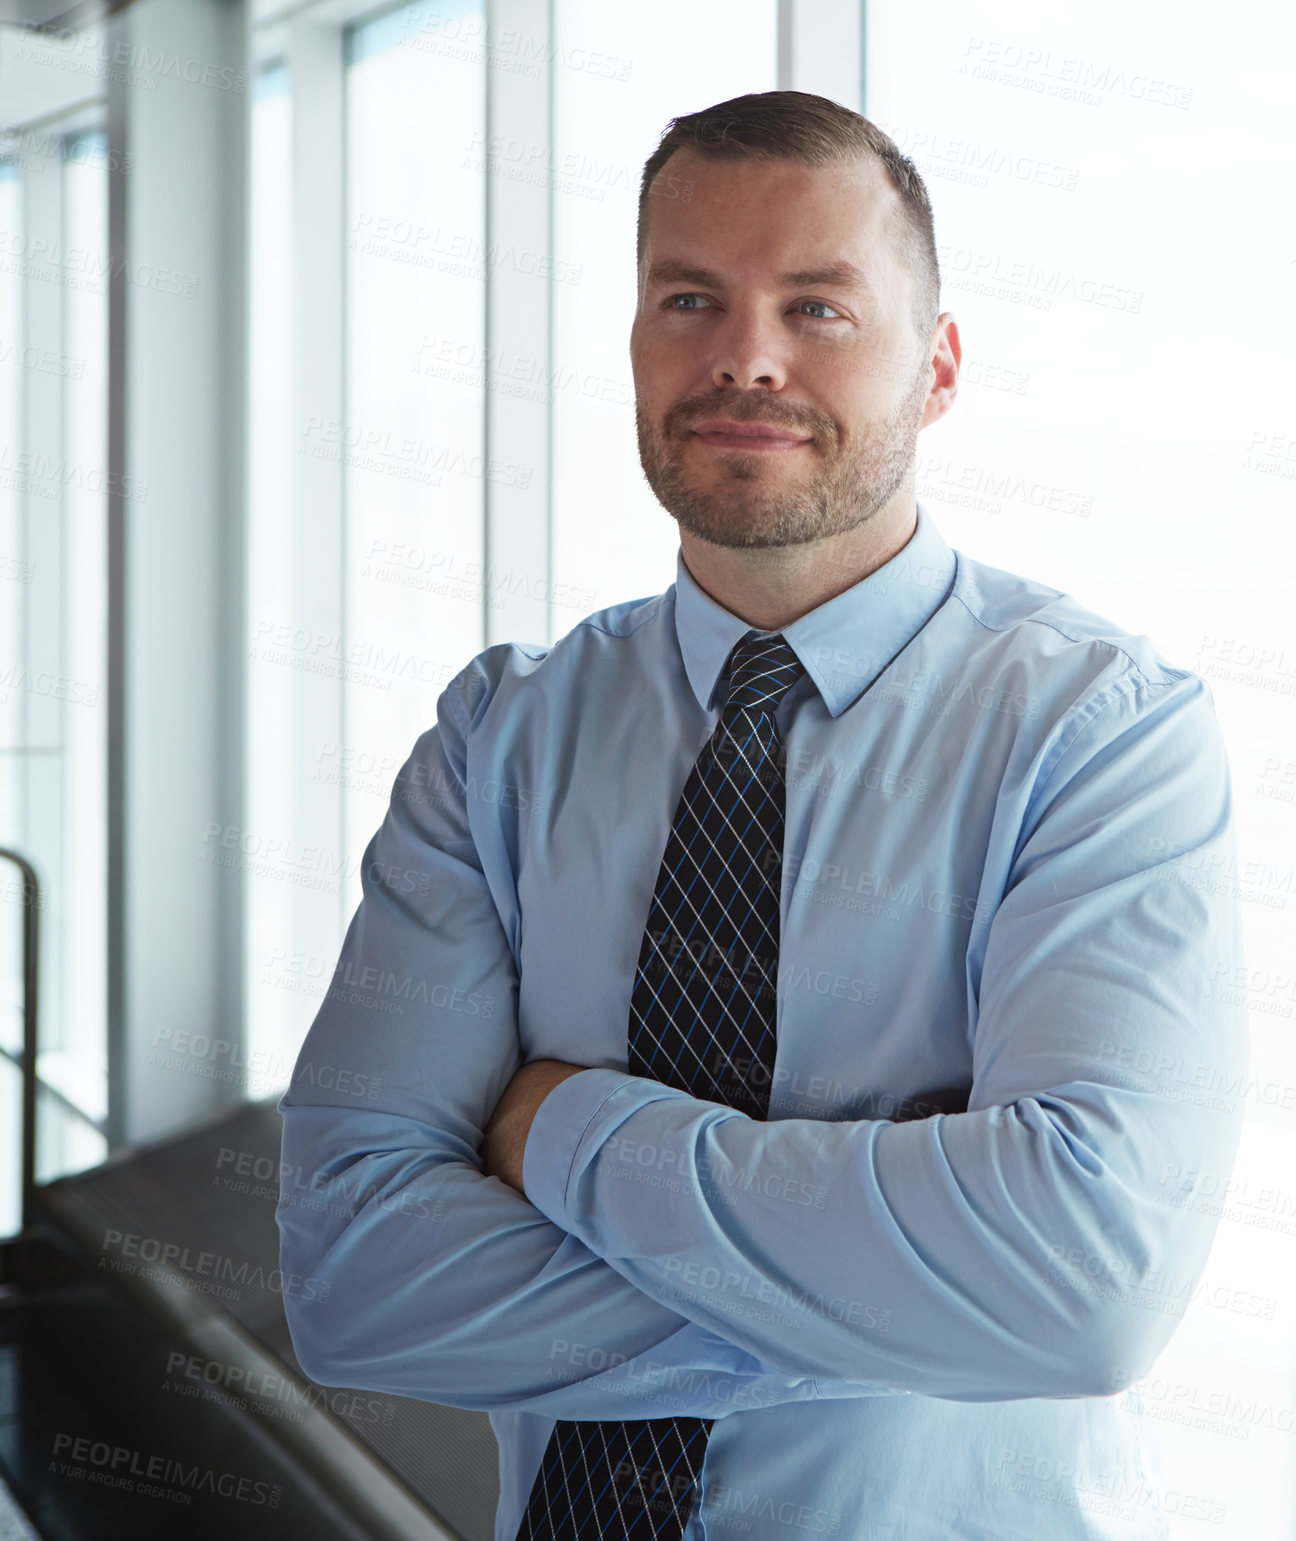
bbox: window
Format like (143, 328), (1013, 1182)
(0, 153), (25, 1238)
(0, 120), (110, 1220)
(343, 1), (487, 878)
(245, 59), (298, 1076)
(243, 1), (491, 1092)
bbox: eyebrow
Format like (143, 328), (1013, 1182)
(645, 259), (872, 291)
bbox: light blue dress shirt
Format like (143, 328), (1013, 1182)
(276, 501), (1248, 1540)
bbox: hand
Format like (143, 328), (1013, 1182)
(481, 1058), (588, 1194)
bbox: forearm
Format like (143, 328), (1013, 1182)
(276, 1100), (898, 1419)
(522, 1061), (1244, 1401)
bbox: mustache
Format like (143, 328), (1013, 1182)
(664, 393), (835, 441)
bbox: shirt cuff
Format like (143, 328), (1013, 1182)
(522, 1068), (644, 1222)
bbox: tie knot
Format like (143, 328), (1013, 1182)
(723, 632), (804, 715)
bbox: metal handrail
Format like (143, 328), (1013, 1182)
(0, 846), (41, 1231)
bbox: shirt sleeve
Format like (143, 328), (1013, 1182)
(522, 669), (1250, 1402)
(274, 666), (899, 1420)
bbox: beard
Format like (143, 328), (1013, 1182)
(635, 362), (930, 550)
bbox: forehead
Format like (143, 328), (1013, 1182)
(642, 150), (900, 279)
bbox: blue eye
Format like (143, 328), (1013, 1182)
(663, 293), (843, 318)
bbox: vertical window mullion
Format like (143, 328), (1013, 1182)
(484, 0), (554, 647)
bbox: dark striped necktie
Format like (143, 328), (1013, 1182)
(515, 631), (805, 1541)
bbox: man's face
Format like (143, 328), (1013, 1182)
(630, 151), (936, 550)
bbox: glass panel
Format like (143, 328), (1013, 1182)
(244, 60), (298, 1078)
(0, 158), (24, 1074)
(56, 129), (109, 1129)
(550, 0), (778, 620)
(0, 136), (107, 1194)
(343, 0), (486, 880)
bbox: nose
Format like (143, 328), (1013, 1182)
(709, 306), (788, 392)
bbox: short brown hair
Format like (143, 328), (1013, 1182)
(637, 90), (939, 344)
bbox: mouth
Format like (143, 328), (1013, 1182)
(690, 420), (813, 453)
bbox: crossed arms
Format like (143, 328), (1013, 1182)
(276, 661), (1247, 1419)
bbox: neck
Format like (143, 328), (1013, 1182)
(679, 494), (919, 632)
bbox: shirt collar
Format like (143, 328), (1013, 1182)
(672, 499), (957, 719)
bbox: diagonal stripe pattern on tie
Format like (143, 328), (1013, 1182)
(515, 631), (805, 1541)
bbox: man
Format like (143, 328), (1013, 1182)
(277, 92), (1246, 1539)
